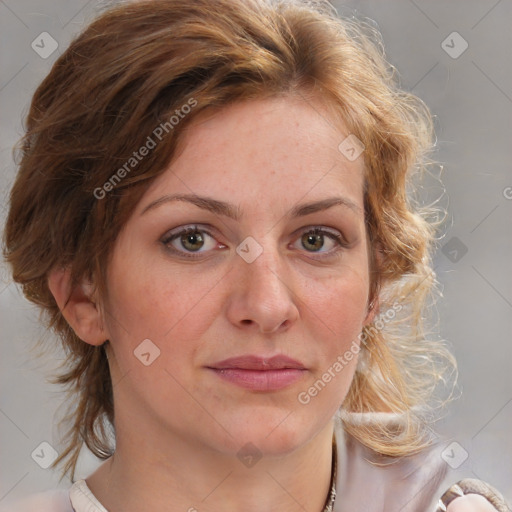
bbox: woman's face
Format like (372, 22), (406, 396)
(102, 96), (373, 458)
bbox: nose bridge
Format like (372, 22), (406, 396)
(227, 234), (299, 333)
(241, 236), (289, 300)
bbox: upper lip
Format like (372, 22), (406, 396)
(207, 355), (306, 370)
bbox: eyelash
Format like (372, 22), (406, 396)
(160, 224), (349, 260)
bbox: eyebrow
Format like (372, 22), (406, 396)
(140, 193), (363, 219)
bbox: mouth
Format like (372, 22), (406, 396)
(206, 355), (307, 391)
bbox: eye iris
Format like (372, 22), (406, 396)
(302, 233), (324, 252)
(181, 231), (204, 251)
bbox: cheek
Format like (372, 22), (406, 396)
(301, 265), (369, 342)
(103, 255), (224, 362)
(294, 280), (367, 415)
(101, 269), (223, 412)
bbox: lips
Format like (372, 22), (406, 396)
(208, 354), (306, 371)
(206, 355), (307, 391)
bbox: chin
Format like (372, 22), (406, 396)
(215, 411), (317, 458)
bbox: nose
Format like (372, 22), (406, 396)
(225, 243), (300, 334)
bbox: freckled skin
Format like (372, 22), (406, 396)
(88, 96), (376, 511)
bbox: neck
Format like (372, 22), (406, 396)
(86, 419), (335, 512)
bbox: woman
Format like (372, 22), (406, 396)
(2, 0), (509, 511)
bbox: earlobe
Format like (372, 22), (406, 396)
(47, 267), (107, 346)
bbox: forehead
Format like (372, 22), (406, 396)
(137, 96), (365, 216)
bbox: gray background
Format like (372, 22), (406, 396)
(1, 0), (511, 505)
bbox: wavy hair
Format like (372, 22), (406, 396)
(3, 0), (455, 480)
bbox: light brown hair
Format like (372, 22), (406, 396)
(3, 0), (455, 480)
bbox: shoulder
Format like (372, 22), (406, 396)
(333, 414), (510, 512)
(69, 479), (109, 512)
(334, 412), (448, 512)
(0, 489), (72, 512)
(0, 479), (109, 512)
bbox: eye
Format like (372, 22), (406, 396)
(161, 225), (223, 258)
(161, 224), (348, 260)
(293, 227), (347, 258)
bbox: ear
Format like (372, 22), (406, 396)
(47, 267), (107, 346)
(363, 295), (379, 326)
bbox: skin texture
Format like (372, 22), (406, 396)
(49, 96), (378, 512)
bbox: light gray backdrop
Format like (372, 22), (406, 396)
(1, 0), (511, 505)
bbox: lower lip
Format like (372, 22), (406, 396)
(209, 368), (306, 391)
